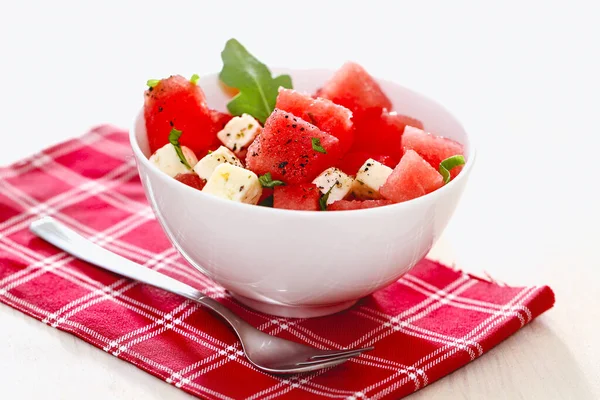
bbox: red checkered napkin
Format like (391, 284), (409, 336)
(0, 126), (554, 400)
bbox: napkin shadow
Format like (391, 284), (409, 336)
(410, 317), (596, 399)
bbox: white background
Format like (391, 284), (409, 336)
(1, 1), (599, 399)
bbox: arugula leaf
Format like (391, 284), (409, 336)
(439, 155), (465, 184)
(219, 39), (293, 123)
(319, 185), (335, 211)
(168, 128), (192, 170)
(258, 172), (285, 188)
(258, 195), (274, 207)
(190, 74), (200, 85)
(311, 138), (327, 154)
(147, 79), (160, 88)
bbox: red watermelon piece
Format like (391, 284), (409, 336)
(316, 62), (392, 118)
(273, 183), (320, 211)
(258, 188), (274, 205)
(328, 199), (394, 211)
(174, 173), (205, 190)
(210, 109), (233, 132)
(402, 126), (464, 178)
(339, 152), (395, 175)
(205, 109), (234, 153)
(352, 111), (424, 159)
(380, 150), (444, 203)
(246, 109), (341, 185)
(144, 75), (228, 156)
(275, 88), (354, 153)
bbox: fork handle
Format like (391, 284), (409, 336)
(30, 217), (252, 332)
(30, 217), (206, 301)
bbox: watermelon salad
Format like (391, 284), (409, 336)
(144, 39), (466, 211)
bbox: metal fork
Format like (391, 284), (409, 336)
(30, 217), (373, 374)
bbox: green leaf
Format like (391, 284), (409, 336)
(311, 138), (327, 154)
(190, 74), (200, 85)
(168, 128), (192, 170)
(219, 38), (293, 124)
(319, 185), (335, 211)
(258, 195), (274, 207)
(147, 79), (160, 88)
(439, 155), (465, 184)
(258, 172), (285, 188)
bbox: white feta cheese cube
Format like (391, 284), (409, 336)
(149, 143), (198, 178)
(312, 168), (354, 205)
(202, 163), (262, 204)
(193, 146), (243, 180)
(351, 158), (393, 199)
(217, 114), (262, 153)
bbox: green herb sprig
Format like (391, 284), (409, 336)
(219, 39), (293, 123)
(168, 128), (192, 170)
(439, 155), (465, 184)
(319, 184), (335, 211)
(258, 173), (285, 188)
(311, 138), (327, 154)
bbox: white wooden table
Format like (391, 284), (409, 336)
(1, 1), (598, 398)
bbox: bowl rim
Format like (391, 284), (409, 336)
(130, 68), (476, 217)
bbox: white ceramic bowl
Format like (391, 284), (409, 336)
(130, 69), (475, 318)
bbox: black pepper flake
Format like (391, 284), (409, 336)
(251, 152), (258, 157)
(169, 121), (174, 127)
(292, 124), (297, 128)
(239, 185), (245, 192)
(286, 139), (292, 144)
(285, 115), (289, 119)
(364, 168), (369, 172)
(226, 133), (231, 137)
(278, 161), (289, 169)
(300, 127), (305, 131)
(299, 163), (306, 168)
(233, 144), (237, 151)
(366, 163), (373, 167)
(158, 106), (163, 112)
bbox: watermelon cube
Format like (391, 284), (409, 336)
(174, 173), (205, 190)
(316, 62), (392, 118)
(258, 188), (274, 205)
(328, 199), (394, 211)
(246, 109), (341, 185)
(402, 126), (464, 178)
(338, 152), (395, 175)
(205, 109), (234, 153)
(273, 183), (321, 211)
(145, 75), (225, 156)
(210, 109), (233, 132)
(352, 111), (424, 159)
(276, 88), (354, 154)
(380, 150), (444, 203)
